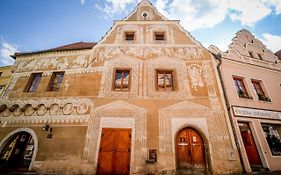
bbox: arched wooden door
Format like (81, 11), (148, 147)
(0, 131), (34, 170)
(176, 127), (206, 172)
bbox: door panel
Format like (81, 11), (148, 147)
(97, 128), (131, 175)
(239, 123), (262, 167)
(176, 128), (206, 170)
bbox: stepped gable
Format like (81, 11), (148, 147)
(227, 29), (279, 62)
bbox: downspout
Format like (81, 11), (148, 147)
(212, 53), (245, 172)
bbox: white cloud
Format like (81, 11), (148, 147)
(95, 0), (281, 31)
(229, 0), (271, 26)
(95, 0), (137, 17)
(260, 33), (281, 52)
(159, 0), (229, 31)
(0, 41), (19, 66)
(80, 0), (85, 5)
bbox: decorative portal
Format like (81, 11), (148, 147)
(0, 132), (34, 169)
(175, 127), (206, 174)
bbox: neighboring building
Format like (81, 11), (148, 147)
(0, 1), (242, 174)
(209, 29), (281, 173)
(0, 66), (12, 98)
(275, 49), (281, 60)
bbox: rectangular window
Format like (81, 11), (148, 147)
(125, 32), (135, 41)
(262, 124), (281, 156)
(257, 53), (263, 60)
(0, 72), (2, 77)
(157, 70), (174, 91)
(154, 32), (165, 41)
(25, 73), (42, 92)
(114, 69), (130, 91)
(251, 80), (271, 102)
(48, 72), (64, 91)
(248, 51), (254, 58)
(233, 77), (250, 98)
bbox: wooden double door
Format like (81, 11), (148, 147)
(97, 128), (131, 175)
(176, 128), (206, 171)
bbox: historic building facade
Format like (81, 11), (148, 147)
(0, 1), (242, 174)
(209, 29), (281, 173)
(0, 66), (12, 98)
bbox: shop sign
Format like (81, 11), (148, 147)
(233, 107), (281, 120)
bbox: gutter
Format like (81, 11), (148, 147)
(212, 52), (245, 173)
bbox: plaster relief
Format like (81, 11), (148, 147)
(187, 65), (204, 91)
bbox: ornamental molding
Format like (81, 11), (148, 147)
(0, 98), (93, 124)
(144, 57), (191, 99)
(0, 115), (89, 125)
(13, 53), (96, 73)
(98, 56), (142, 98)
(92, 45), (205, 62)
(158, 101), (233, 170)
(83, 100), (147, 173)
(159, 100), (208, 112)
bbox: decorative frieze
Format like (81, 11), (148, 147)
(0, 98), (93, 124)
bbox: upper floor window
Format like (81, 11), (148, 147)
(113, 69), (130, 91)
(25, 73), (42, 92)
(233, 77), (251, 99)
(154, 32), (165, 41)
(251, 80), (271, 102)
(248, 51), (254, 58)
(157, 70), (174, 91)
(48, 72), (64, 91)
(125, 32), (135, 41)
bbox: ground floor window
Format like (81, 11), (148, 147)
(0, 131), (34, 169)
(262, 123), (281, 156)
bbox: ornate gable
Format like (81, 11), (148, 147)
(124, 0), (167, 21)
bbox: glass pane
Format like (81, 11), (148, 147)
(262, 124), (281, 156)
(122, 73), (129, 88)
(28, 74), (42, 92)
(165, 73), (172, 87)
(50, 73), (64, 91)
(158, 73), (165, 88)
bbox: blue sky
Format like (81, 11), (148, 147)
(1, 0), (281, 67)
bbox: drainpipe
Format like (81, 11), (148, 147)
(212, 53), (245, 173)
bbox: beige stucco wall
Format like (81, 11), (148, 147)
(0, 1), (243, 174)
(0, 66), (12, 97)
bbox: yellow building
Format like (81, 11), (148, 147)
(0, 65), (12, 98)
(0, 1), (242, 174)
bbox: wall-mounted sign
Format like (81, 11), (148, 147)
(233, 106), (281, 120)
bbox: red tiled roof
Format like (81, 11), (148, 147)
(12, 41), (97, 58)
(275, 49), (281, 60)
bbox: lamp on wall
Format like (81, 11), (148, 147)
(46, 127), (53, 138)
(42, 123), (50, 131)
